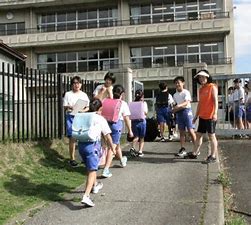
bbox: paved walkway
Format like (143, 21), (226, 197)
(11, 141), (223, 225)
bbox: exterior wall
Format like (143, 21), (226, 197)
(0, 0), (235, 88)
(0, 53), (15, 73)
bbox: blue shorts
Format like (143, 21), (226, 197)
(234, 105), (245, 119)
(65, 113), (74, 138)
(78, 141), (101, 171)
(176, 108), (194, 130)
(132, 119), (146, 138)
(108, 120), (123, 145)
(157, 107), (172, 124)
(246, 105), (251, 122)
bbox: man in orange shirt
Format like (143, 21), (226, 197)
(186, 70), (218, 163)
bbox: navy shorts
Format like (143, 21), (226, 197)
(132, 119), (146, 138)
(197, 118), (216, 134)
(246, 105), (251, 122)
(157, 107), (172, 124)
(234, 105), (245, 119)
(65, 113), (74, 138)
(78, 141), (101, 171)
(108, 120), (123, 145)
(176, 108), (194, 130)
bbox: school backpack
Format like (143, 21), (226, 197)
(156, 92), (170, 107)
(129, 101), (145, 120)
(72, 112), (99, 142)
(101, 98), (122, 122)
(144, 117), (159, 142)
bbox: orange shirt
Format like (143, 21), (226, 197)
(198, 83), (217, 119)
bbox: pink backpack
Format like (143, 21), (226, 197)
(129, 101), (145, 120)
(101, 98), (122, 122)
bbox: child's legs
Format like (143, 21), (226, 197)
(179, 129), (186, 148)
(85, 171), (97, 196)
(187, 128), (196, 144)
(208, 133), (218, 158)
(138, 138), (144, 152)
(104, 145), (115, 169)
(193, 132), (203, 154)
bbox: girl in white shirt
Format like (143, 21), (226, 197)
(102, 84), (133, 178)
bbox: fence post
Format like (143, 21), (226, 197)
(57, 73), (64, 139)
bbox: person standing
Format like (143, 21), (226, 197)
(93, 72), (116, 100)
(186, 70), (218, 163)
(129, 89), (148, 157)
(155, 82), (174, 142)
(63, 76), (90, 167)
(172, 76), (196, 158)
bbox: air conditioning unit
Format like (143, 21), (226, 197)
(200, 12), (215, 20)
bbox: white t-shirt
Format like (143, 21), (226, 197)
(118, 100), (131, 120)
(63, 90), (90, 108)
(91, 113), (111, 140)
(173, 89), (191, 109)
(233, 87), (245, 102)
(93, 84), (113, 100)
(228, 93), (234, 104)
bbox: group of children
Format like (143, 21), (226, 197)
(63, 69), (219, 207)
(227, 78), (251, 134)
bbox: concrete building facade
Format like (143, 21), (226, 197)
(0, 0), (235, 114)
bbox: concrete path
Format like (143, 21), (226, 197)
(12, 141), (223, 225)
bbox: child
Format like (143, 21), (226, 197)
(63, 76), (90, 167)
(102, 84), (134, 178)
(172, 76), (196, 157)
(155, 82), (174, 142)
(186, 70), (218, 163)
(129, 89), (148, 157)
(77, 99), (115, 207)
(93, 72), (116, 100)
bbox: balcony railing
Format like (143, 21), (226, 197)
(0, 11), (230, 36)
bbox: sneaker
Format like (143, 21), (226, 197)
(92, 182), (103, 194)
(102, 168), (112, 178)
(203, 155), (216, 164)
(120, 156), (127, 167)
(168, 135), (174, 141)
(185, 151), (198, 159)
(69, 160), (78, 167)
(130, 147), (138, 157)
(175, 148), (187, 157)
(160, 137), (166, 142)
(81, 195), (95, 207)
(138, 152), (144, 157)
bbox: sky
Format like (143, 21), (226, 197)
(233, 0), (251, 74)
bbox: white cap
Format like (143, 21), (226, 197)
(194, 71), (209, 78)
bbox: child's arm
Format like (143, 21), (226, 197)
(123, 115), (133, 137)
(173, 101), (190, 113)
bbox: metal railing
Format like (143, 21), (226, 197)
(0, 63), (95, 142)
(0, 11), (229, 36)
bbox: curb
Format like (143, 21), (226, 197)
(204, 161), (224, 225)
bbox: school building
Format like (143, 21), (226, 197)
(0, 0), (235, 115)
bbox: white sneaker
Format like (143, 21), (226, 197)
(175, 148), (187, 157)
(81, 195), (95, 207)
(102, 168), (112, 178)
(92, 182), (103, 194)
(120, 156), (127, 167)
(168, 135), (173, 141)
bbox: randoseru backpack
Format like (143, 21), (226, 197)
(72, 112), (99, 142)
(156, 92), (170, 107)
(129, 101), (145, 120)
(101, 98), (122, 122)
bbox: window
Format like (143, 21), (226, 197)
(0, 22), (25, 36)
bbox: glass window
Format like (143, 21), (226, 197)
(58, 63), (66, 73)
(78, 51), (87, 60)
(88, 61), (99, 71)
(17, 23), (25, 34)
(0, 24), (5, 35)
(67, 12), (76, 21)
(57, 13), (66, 22)
(177, 45), (187, 54)
(100, 49), (110, 59)
(79, 11), (87, 20)
(78, 62), (88, 71)
(58, 53), (67, 61)
(67, 52), (76, 61)
(142, 58), (152, 68)
(47, 14), (55, 23)
(6, 23), (16, 35)
(165, 56), (175, 66)
(164, 46), (175, 55)
(99, 9), (108, 18)
(141, 5), (150, 14)
(201, 54), (212, 64)
(67, 62), (76, 72)
(78, 21), (87, 29)
(88, 50), (98, 60)
(88, 10), (97, 20)
(141, 47), (151, 56)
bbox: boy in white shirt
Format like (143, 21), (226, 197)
(63, 76), (90, 167)
(172, 76), (196, 157)
(78, 99), (115, 207)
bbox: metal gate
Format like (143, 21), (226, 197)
(213, 73), (251, 137)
